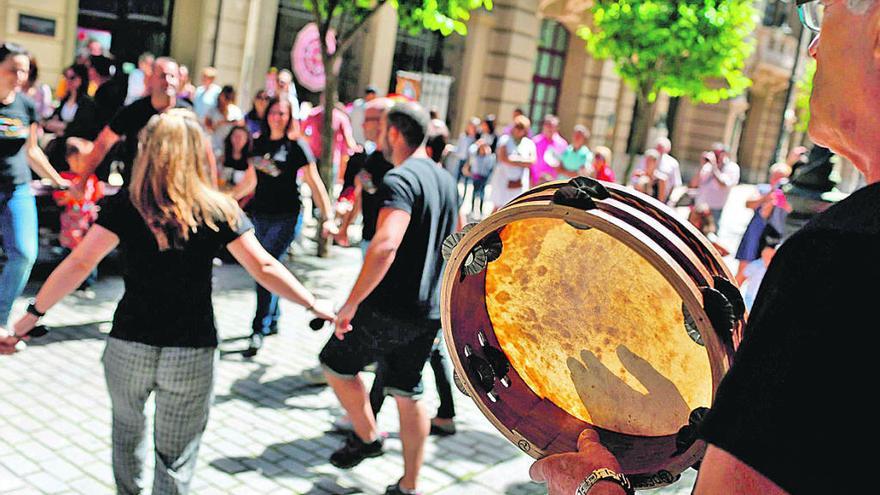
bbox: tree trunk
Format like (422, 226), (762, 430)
(623, 89), (654, 182)
(316, 55), (339, 258)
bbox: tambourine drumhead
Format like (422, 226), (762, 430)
(486, 216), (712, 437)
(441, 178), (743, 487)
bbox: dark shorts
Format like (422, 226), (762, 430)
(319, 306), (439, 397)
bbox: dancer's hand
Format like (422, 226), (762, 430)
(12, 313), (38, 339)
(334, 302), (358, 340)
(529, 429), (625, 495)
(309, 299), (336, 323)
(0, 328), (20, 355)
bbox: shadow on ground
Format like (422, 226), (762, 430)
(213, 364), (329, 410)
(24, 322), (109, 347)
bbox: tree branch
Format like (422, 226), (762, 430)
(321, 0), (340, 41)
(338, 1), (386, 54)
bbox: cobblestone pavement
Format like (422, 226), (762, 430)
(0, 185), (768, 495)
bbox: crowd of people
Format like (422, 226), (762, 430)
(0, 2), (857, 490)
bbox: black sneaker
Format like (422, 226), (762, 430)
(242, 334), (263, 358)
(429, 420), (456, 437)
(384, 481), (422, 495)
(329, 432), (384, 468)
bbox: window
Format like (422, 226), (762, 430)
(78, 0), (175, 62)
(528, 20), (569, 131)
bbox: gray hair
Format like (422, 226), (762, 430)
(848, 0), (876, 14)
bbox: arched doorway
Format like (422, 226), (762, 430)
(527, 19), (570, 131)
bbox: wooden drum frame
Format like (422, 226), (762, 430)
(440, 177), (745, 490)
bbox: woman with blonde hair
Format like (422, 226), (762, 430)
(11, 109), (335, 494)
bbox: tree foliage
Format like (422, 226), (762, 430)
(304, 0), (492, 55)
(577, 0), (757, 104)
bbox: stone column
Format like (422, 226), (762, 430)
(356, 3), (398, 96)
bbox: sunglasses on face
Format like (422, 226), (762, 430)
(796, 0), (824, 33)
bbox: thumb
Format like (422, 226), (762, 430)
(528, 458), (549, 483)
(577, 428), (601, 451)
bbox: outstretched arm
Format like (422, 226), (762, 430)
(227, 231), (335, 321)
(13, 225), (119, 337)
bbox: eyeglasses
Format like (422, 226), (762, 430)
(796, 0), (824, 33)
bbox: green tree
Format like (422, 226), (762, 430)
(301, 0), (491, 255)
(794, 59), (816, 133)
(577, 0), (756, 178)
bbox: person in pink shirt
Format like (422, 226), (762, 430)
(302, 103), (358, 181)
(531, 114), (568, 186)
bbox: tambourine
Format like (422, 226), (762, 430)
(440, 177), (745, 490)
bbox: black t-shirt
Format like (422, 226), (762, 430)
(95, 191), (253, 347)
(247, 137), (311, 216)
(360, 152), (394, 241)
(699, 182), (880, 494)
(94, 79), (126, 131)
(224, 152), (249, 172)
(344, 150), (394, 241)
(109, 97), (193, 180)
(0, 93), (37, 189)
(362, 156), (458, 319)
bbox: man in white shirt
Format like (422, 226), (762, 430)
(193, 66), (220, 120)
(124, 52), (154, 105)
(691, 143), (741, 226)
(631, 136), (681, 203)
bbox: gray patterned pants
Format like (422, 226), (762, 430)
(102, 337), (216, 495)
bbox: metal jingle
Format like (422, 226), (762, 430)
(481, 231), (503, 262)
(552, 185), (597, 211)
(701, 286), (736, 345)
(462, 222), (479, 234)
(569, 176), (611, 200)
(466, 353), (497, 393)
(482, 345), (511, 381)
(674, 407), (710, 456)
(442, 231), (466, 261)
(712, 276), (746, 320)
(461, 245), (489, 276)
(681, 303), (704, 346)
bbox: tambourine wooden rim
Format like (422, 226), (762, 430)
(441, 178), (744, 490)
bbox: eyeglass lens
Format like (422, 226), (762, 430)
(799, 1), (824, 32)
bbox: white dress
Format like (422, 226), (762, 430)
(490, 134), (535, 208)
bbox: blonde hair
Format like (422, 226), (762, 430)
(513, 115), (531, 130)
(769, 162), (792, 178)
(130, 109), (241, 250)
(594, 146), (612, 163)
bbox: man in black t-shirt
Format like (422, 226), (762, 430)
(529, 3), (880, 495)
(89, 55), (125, 130)
(320, 102), (458, 495)
(82, 57), (207, 185)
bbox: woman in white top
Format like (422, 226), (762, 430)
(205, 84), (244, 156)
(490, 115), (536, 211)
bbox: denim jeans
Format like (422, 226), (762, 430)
(0, 184), (38, 327)
(250, 212), (300, 336)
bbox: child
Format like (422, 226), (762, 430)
(464, 138), (495, 220)
(53, 138), (104, 296)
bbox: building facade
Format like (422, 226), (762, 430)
(5, 0), (857, 189)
